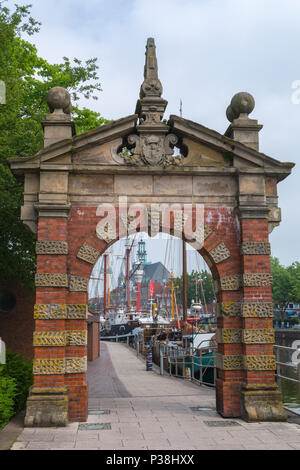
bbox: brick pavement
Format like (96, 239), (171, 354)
(10, 341), (300, 450)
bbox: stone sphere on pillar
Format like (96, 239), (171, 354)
(226, 105), (239, 123)
(230, 92), (255, 118)
(46, 87), (72, 114)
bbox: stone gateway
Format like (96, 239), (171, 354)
(10, 38), (294, 426)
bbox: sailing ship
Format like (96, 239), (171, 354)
(90, 233), (216, 355)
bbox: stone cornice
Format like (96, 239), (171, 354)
(34, 203), (71, 218)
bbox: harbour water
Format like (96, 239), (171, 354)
(279, 364), (300, 415)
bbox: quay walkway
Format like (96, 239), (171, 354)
(7, 342), (300, 450)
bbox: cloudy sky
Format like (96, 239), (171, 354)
(8, 0), (300, 270)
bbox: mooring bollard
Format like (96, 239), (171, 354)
(146, 346), (152, 371)
(160, 352), (164, 375)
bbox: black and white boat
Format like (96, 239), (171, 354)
(100, 307), (140, 338)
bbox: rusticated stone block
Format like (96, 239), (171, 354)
(240, 384), (287, 422)
(217, 301), (241, 318)
(68, 330), (87, 346)
(77, 242), (101, 264)
(69, 275), (89, 292)
(34, 303), (87, 319)
(34, 303), (67, 319)
(33, 359), (65, 375)
(209, 242), (231, 264)
(33, 330), (87, 346)
(191, 225), (212, 249)
(220, 274), (241, 291)
(24, 386), (69, 427)
(36, 241), (68, 255)
(241, 241), (271, 255)
(65, 356), (87, 374)
(66, 304), (87, 319)
(242, 273), (273, 287)
(35, 273), (68, 288)
(242, 328), (275, 344)
(216, 328), (242, 344)
(33, 356), (87, 374)
(243, 355), (276, 370)
(96, 221), (117, 243)
(216, 353), (243, 370)
(33, 331), (68, 347)
(242, 302), (273, 318)
(204, 226), (213, 239)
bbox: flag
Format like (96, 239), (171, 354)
(149, 280), (154, 297)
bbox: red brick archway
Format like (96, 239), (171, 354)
(29, 203), (279, 425)
(11, 39), (293, 426)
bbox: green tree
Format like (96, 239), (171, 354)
(175, 269), (216, 310)
(270, 257), (300, 321)
(0, 2), (110, 290)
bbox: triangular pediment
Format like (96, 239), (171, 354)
(10, 111), (294, 182)
(168, 115), (293, 172)
(9, 114), (138, 172)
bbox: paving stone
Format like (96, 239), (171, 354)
(11, 441), (29, 450)
(10, 342), (299, 451)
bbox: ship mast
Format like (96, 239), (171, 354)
(125, 241), (130, 310)
(107, 254), (110, 308)
(103, 254), (107, 318)
(169, 273), (175, 322)
(182, 239), (187, 325)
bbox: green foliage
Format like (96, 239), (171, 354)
(271, 256), (300, 320)
(0, 369), (17, 430)
(0, 164), (36, 290)
(0, 349), (33, 430)
(2, 350), (33, 414)
(72, 106), (111, 135)
(222, 151), (234, 164)
(174, 269), (216, 308)
(0, 2), (108, 290)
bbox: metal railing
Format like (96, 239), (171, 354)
(159, 340), (217, 387)
(274, 344), (300, 386)
(156, 342), (300, 395)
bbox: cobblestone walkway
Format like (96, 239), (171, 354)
(11, 342), (300, 450)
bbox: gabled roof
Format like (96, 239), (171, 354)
(169, 114), (295, 171)
(9, 114), (138, 171)
(9, 110), (294, 183)
(143, 262), (170, 283)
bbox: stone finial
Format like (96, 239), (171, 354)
(224, 91), (262, 151)
(43, 86), (75, 147)
(226, 92), (255, 122)
(46, 87), (72, 115)
(140, 38), (163, 99)
(135, 38), (167, 125)
(128, 38), (182, 167)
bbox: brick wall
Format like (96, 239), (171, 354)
(87, 319), (100, 361)
(0, 280), (35, 361)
